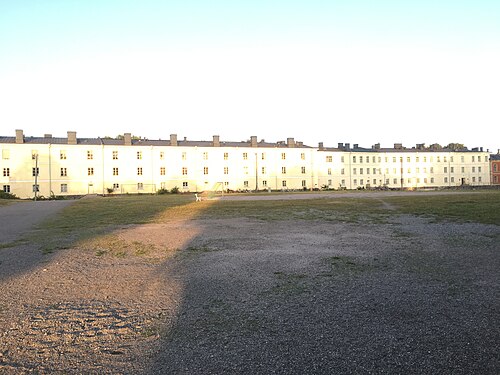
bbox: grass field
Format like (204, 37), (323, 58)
(23, 190), (499, 253)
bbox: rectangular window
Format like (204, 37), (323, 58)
(360, 168), (363, 175)
(478, 166), (482, 173)
(472, 166), (476, 172)
(353, 156), (357, 163)
(204, 167), (209, 175)
(360, 179), (364, 185)
(182, 152), (187, 160)
(472, 156), (475, 162)
(60, 151), (67, 160)
(341, 168), (345, 175)
(32, 167), (39, 176)
(3, 168), (9, 177)
(113, 167), (119, 176)
(3, 185), (10, 193)
(472, 176), (476, 182)
(444, 156), (447, 162)
(393, 178), (398, 185)
(113, 183), (119, 189)
(137, 151), (142, 160)
(451, 177), (455, 183)
(301, 166), (306, 174)
(450, 167), (454, 173)
(461, 156), (465, 163)
(353, 168), (357, 175)
(359, 156), (363, 163)
(444, 167), (448, 173)
(479, 177), (482, 182)
(281, 167), (286, 174)
(137, 167), (143, 175)
(160, 167), (166, 175)
(478, 156), (481, 162)
(61, 183), (68, 193)
(244, 166), (249, 174)
(32, 150), (38, 160)
(113, 151), (118, 160)
(224, 152), (229, 160)
(302, 180), (306, 187)
(326, 155), (332, 162)
(244, 181), (249, 187)
(301, 153), (305, 160)
(430, 167), (434, 173)
(393, 157), (396, 163)
(282, 180), (287, 187)
(60, 168), (67, 177)
(2, 149), (9, 159)
(261, 153), (266, 160)
(328, 168), (332, 175)
(407, 157), (410, 162)
(341, 156), (345, 163)
(354, 179), (358, 185)
(88, 167), (94, 176)
(243, 152), (248, 160)
(281, 153), (286, 160)
(373, 168), (376, 174)
(341, 179), (346, 186)
(262, 180), (267, 187)
(33, 184), (39, 192)
(261, 167), (266, 174)
(461, 167), (465, 173)
(87, 150), (93, 160)
(182, 167), (188, 175)
(138, 183), (144, 190)
(444, 177), (448, 183)
(203, 152), (208, 160)
(159, 151), (164, 160)
(224, 167), (229, 175)
(182, 181), (188, 187)
(431, 177), (434, 183)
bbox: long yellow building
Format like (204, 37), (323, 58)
(0, 130), (492, 199)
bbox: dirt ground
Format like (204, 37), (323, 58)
(0, 194), (499, 374)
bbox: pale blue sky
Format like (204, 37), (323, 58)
(1, 1), (499, 151)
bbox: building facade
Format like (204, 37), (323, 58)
(0, 130), (493, 199)
(491, 153), (500, 185)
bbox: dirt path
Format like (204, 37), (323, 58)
(0, 200), (74, 244)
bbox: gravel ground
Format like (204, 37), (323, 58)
(0, 194), (499, 374)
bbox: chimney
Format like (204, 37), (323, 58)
(15, 129), (24, 144)
(394, 143), (403, 150)
(44, 134), (52, 139)
(318, 142), (324, 151)
(67, 131), (77, 145)
(345, 143), (350, 150)
(250, 136), (257, 147)
(373, 143), (380, 150)
(213, 135), (220, 147)
(296, 141), (303, 147)
(124, 133), (132, 146)
(353, 144), (359, 149)
(338, 143), (343, 149)
(287, 137), (295, 148)
(170, 134), (178, 146)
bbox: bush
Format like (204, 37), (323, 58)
(106, 187), (114, 194)
(0, 191), (18, 199)
(157, 188), (169, 195)
(170, 186), (180, 194)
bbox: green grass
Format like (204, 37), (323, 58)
(386, 190), (500, 225)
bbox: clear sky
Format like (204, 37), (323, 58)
(1, 0), (499, 152)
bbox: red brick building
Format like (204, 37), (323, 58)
(491, 153), (500, 185)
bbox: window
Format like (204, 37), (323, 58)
(495, 164), (498, 172)
(88, 167), (94, 176)
(301, 166), (306, 174)
(261, 167), (266, 174)
(373, 179), (377, 185)
(478, 167), (482, 173)
(451, 177), (455, 183)
(204, 167), (209, 175)
(341, 179), (346, 186)
(160, 167), (166, 175)
(450, 167), (454, 173)
(437, 156), (440, 162)
(203, 152), (208, 160)
(354, 179), (358, 185)
(3, 185), (10, 193)
(444, 177), (448, 183)
(261, 153), (266, 160)
(373, 168), (377, 174)
(224, 152), (228, 160)
(430, 177), (434, 183)
(281, 167), (286, 174)
(479, 177), (482, 183)
(393, 157), (396, 163)
(282, 180), (287, 187)
(416, 157), (419, 163)
(407, 157), (411, 162)
(32, 167), (39, 176)
(224, 167), (229, 175)
(472, 167), (475, 173)
(262, 180), (267, 187)
(113, 167), (119, 176)
(341, 156), (345, 163)
(137, 167), (143, 175)
(60, 151), (67, 160)
(2, 149), (9, 159)
(359, 156), (363, 163)
(444, 156), (447, 162)
(60, 168), (67, 177)
(32, 150), (38, 159)
(444, 167), (448, 173)
(182, 152), (187, 160)
(302, 180), (306, 187)
(472, 156), (475, 162)
(281, 153), (286, 160)
(353, 168), (357, 175)
(341, 168), (345, 175)
(393, 178), (398, 185)
(327, 168), (332, 175)
(301, 153), (305, 160)
(416, 168), (420, 173)
(244, 166), (249, 174)
(353, 156), (357, 163)
(33, 184), (39, 192)
(243, 152), (248, 160)
(113, 151), (118, 160)
(360, 168), (363, 175)
(182, 182), (188, 188)
(160, 152), (164, 160)
(61, 184), (68, 193)
(113, 183), (119, 189)
(137, 151), (142, 160)
(326, 155), (332, 162)
(182, 167), (188, 175)
(3, 168), (9, 177)
(138, 183), (144, 190)
(360, 179), (364, 185)
(87, 151), (93, 160)
(461, 156), (465, 163)
(478, 156), (481, 162)
(430, 167), (434, 173)
(244, 181), (249, 187)
(461, 167), (465, 173)
(472, 176), (476, 182)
